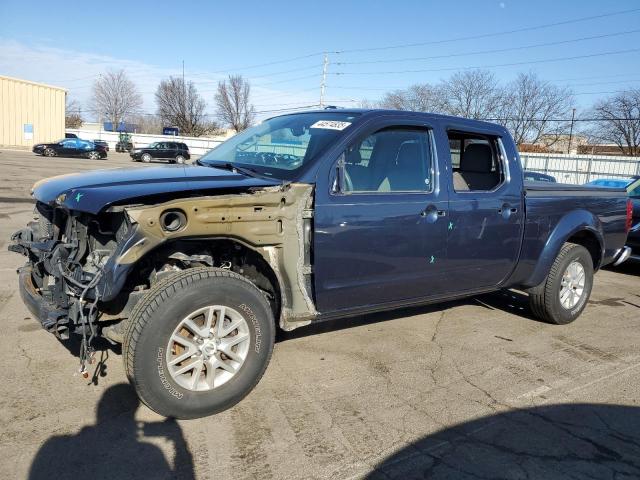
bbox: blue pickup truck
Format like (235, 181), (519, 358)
(9, 109), (633, 418)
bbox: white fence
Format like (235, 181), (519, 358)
(65, 129), (227, 156)
(519, 152), (640, 185)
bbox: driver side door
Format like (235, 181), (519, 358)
(58, 139), (79, 157)
(314, 121), (449, 313)
(152, 143), (167, 159)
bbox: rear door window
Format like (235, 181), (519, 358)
(447, 131), (505, 192)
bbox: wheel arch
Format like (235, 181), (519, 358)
(524, 209), (604, 288)
(119, 236), (285, 323)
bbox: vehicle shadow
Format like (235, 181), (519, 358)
(605, 261), (640, 277)
(365, 403), (640, 479)
(277, 289), (541, 343)
(28, 383), (195, 480)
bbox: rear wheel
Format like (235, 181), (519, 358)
(123, 267), (275, 419)
(175, 155), (186, 164)
(88, 151), (100, 160)
(529, 243), (593, 324)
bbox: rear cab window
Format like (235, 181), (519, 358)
(447, 131), (506, 192)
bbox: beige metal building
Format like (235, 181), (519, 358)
(0, 75), (66, 149)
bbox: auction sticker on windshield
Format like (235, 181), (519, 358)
(310, 120), (352, 130)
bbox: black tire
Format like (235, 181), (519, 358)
(44, 148), (56, 157)
(123, 267), (275, 419)
(141, 153), (151, 163)
(528, 243), (594, 325)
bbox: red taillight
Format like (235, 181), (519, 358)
(626, 199), (633, 233)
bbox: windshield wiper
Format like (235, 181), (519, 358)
(199, 161), (271, 179)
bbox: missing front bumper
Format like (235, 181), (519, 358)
(17, 266), (70, 339)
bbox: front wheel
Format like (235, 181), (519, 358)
(44, 148), (56, 157)
(528, 243), (594, 324)
(123, 267), (275, 419)
(141, 153), (152, 163)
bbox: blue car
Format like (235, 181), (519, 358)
(32, 138), (108, 159)
(586, 177), (640, 260)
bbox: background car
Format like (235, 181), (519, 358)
(93, 139), (109, 151)
(524, 171), (557, 182)
(115, 141), (133, 152)
(64, 133), (78, 139)
(32, 139), (107, 160)
(586, 177), (640, 261)
(130, 141), (190, 163)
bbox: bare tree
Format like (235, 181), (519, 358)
(378, 84), (443, 112)
(130, 114), (163, 135)
(155, 77), (216, 137)
(499, 72), (574, 146)
(65, 97), (83, 129)
(439, 70), (503, 119)
(588, 89), (640, 156)
(92, 69), (143, 129)
(215, 75), (255, 131)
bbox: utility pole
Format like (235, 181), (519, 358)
(182, 60), (186, 124)
(319, 53), (328, 108)
(567, 108), (576, 154)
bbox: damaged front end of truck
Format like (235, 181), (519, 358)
(10, 176), (318, 375)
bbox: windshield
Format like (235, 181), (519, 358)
(198, 112), (361, 180)
(627, 178), (640, 198)
(586, 179), (632, 188)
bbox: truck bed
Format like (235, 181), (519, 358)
(524, 181), (626, 196)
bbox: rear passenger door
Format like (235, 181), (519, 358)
(166, 142), (178, 159)
(314, 120), (449, 312)
(444, 128), (524, 291)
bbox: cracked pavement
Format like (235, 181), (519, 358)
(0, 150), (639, 479)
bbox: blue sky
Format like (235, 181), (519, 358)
(1, 0), (639, 119)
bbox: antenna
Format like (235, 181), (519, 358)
(319, 53), (328, 108)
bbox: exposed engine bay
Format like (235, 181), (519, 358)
(10, 184), (316, 375)
(10, 202), (129, 373)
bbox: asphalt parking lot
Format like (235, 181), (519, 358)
(1, 149), (639, 479)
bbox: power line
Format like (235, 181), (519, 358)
(332, 48), (640, 75)
(252, 74), (319, 87)
(189, 52), (333, 75)
(47, 8), (640, 89)
(335, 29), (640, 66)
(329, 79), (640, 92)
(241, 64), (320, 79)
(332, 7), (640, 54)
(573, 89), (637, 96)
(551, 72), (640, 82)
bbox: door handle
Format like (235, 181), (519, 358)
(421, 205), (446, 223)
(498, 203), (518, 219)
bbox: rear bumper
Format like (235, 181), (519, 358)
(612, 246), (633, 266)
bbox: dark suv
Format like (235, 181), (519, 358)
(130, 142), (190, 163)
